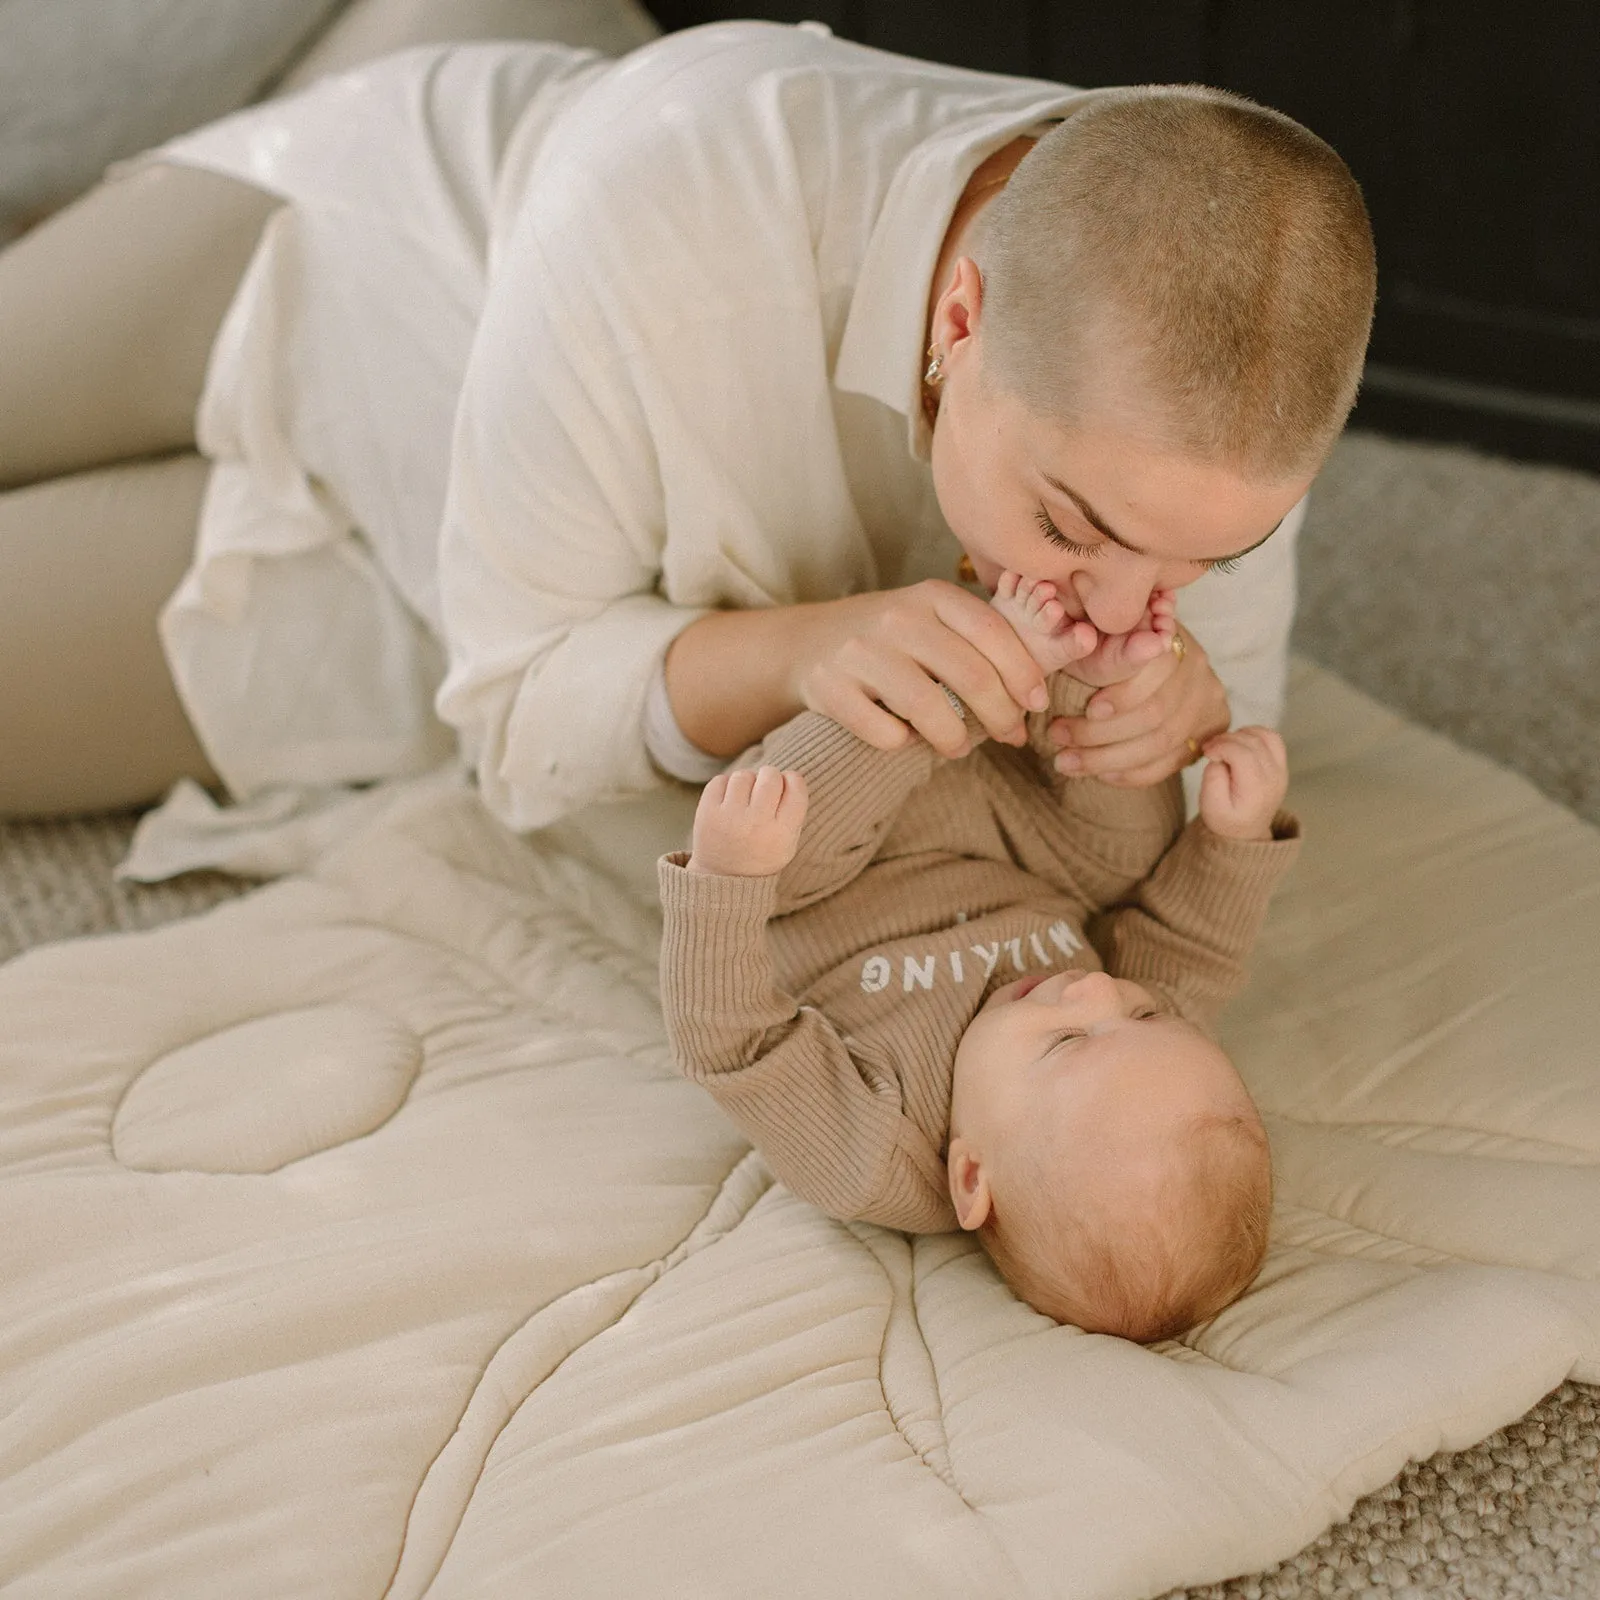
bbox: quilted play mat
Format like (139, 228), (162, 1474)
(2, 658), (1596, 1598)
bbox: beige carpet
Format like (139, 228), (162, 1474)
(2, 428), (1597, 1597)
(1295, 431), (1600, 830)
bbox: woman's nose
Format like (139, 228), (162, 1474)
(1070, 564), (1158, 636)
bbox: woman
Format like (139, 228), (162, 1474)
(0, 6), (1369, 867)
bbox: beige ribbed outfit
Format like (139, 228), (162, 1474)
(658, 674), (1300, 1233)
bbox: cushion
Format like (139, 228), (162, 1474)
(0, 658), (1594, 1597)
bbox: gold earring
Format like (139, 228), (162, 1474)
(955, 553), (978, 584)
(924, 344), (945, 385)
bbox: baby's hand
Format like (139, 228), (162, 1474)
(687, 766), (809, 876)
(1197, 727), (1288, 841)
(989, 572), (1098, 677)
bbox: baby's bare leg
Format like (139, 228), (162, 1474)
(0, 455), (221, 816)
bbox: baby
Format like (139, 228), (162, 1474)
(657, 575), (1300, 1342)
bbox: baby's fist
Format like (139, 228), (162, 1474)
(687, 766), (809, 877)
(1198, 727), (1288, 842)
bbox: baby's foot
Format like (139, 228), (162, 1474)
(1062, 591), (1179, 687)
(687, 766), (809, 877)
(990, 571), (1098, 676)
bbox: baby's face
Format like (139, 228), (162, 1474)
(950, 968), (1256, 1205)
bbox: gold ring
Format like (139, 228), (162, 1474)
(955, 553), (978, 584)
(1170, 633), (1187, 663)
(1185, 737), (1202, 764)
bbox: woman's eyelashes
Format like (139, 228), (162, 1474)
(1034, 508), (1101, 558)
(1032, 504), (1244, 576)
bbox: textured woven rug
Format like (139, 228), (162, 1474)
(3, 428), (1597, 1598)
(1295, 431), (1600, 830)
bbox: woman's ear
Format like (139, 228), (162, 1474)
(946, 1135), (992, 1231)
(929, 256), (985, 365)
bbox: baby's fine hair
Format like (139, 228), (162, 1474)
(981, 1109), (1273, 1343)
(980, 84), (1377, 479)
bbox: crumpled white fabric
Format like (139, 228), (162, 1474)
(118, 764), (467, 882)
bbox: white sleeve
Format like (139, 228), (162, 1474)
(1175, 492), (1305, 731)
(434, 220), (710, 832)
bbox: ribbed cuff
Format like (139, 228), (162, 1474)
(658, 853), (782, 924)
(1153, 815), (1302, 939)
(658, 853), (788, 1082)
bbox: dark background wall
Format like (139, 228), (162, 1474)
(645, 0), (1600, 472)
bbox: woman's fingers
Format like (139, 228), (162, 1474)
(856, 648), (975, 757)
(856, 583), (1048, 748)
(797, 580), (1051, 754)
(1050, 629), (1231, 782)
(929, 583), (1050, 719)
(817, 683), (921, 751)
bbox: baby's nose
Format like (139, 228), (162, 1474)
(1061, 969), (1120, 1010)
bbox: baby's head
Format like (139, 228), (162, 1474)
(948, 969), (1271, 1342)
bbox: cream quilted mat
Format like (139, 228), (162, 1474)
(2, 660), (1597, 1599)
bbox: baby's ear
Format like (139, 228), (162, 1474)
(946, 1138), (992, 1231)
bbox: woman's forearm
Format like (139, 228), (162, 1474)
(664, 604), (814, 758)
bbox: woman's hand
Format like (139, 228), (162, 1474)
(791, 580), (1051, 758)
(1049, 623), (1231, 786)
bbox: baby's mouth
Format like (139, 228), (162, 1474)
(1008, 973), (1051, 1000)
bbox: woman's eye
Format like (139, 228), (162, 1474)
(1134, 1009), (1161, 1020)
(1035, 508), (1101, 559)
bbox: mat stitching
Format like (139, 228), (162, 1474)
(382, 1150), (771, 1599)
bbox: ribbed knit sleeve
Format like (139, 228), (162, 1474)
(657, 854), (954, 1231)
(1094, 812), (1302, 1030)
(741, 710), (941, 914)
(975, 670), (1188, 912)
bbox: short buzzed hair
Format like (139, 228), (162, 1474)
(979, 85), (1377, 479)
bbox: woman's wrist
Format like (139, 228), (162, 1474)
(663, 603), (816, 758)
